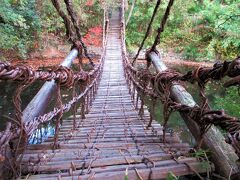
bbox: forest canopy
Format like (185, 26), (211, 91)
(126, 0), (240, 61)
(0, 0), (239, 61)
(0, 0), (103, 59)
(0, 0), (40, 58)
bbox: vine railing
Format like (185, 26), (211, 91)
(0, 8), (109, 177)
(120, 0), (240, 178)
(0, 0), (240, 178)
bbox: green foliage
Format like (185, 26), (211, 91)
(0, 0), (41, 58)
(191, 149), (209, 159)
(125, 168), (129, 180)
(166, 172), (179, 180)
(40, 0), (65, 36)
(41, 0), (104, 40)
(126, 0), (157, 49)
(0, 0), (104, 59)
(183, 44), (200, 60)
(126, 0), (240, 61)
(211, 86), (240, 117)
(84, 1), (103, 29)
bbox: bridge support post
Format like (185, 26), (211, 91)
(147, 51), (240, 179)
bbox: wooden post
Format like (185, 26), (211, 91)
(148, 51), (240, 179)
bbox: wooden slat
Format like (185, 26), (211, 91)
(20, 159), (190, 179)
(23, 153), (194, 173)
(20, 8), (212, 180)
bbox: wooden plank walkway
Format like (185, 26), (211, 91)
(20, 10), (211, 180)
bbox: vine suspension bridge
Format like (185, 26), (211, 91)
(0, 0), (240, 179)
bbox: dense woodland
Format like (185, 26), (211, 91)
(0, 0), (239, 61)
(0, 0), (239, 118)
(126, 0), (240, 61)
(0, 0), (104, 59)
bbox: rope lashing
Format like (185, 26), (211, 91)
(53, 83), (63, 149)
(0, 2), (110, 176)
(120, 0), (240, 158)
(0, 47), (104, 170)
(151, 59), (240, 153)
(0, 63), (89, 85)
(180, 56), (240, 87)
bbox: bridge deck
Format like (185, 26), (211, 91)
(20, 10), (210, 180)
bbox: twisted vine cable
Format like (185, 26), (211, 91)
(132, 0), (162, 66)
(150, 0), (175, 51)
(64, 0), (95, 67)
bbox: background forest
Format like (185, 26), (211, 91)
(0, 0), (239, 61)
(0, 0), (104, 59)
(126, 0), (240, 61)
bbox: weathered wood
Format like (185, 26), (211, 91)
(22, 146), (189, 157)
(23, 143), (190, 156)
(21, 149), (191, 164)
(23, 154), (197, 173)
(25, 142), (190, 151)
(20, 8), (211, 180)
(66, 162), (210, 180)
(23, 158), (197, 179)
(49, 135), (175, 142)
(148, 51), (239, 178)
(33, 137), (180, 145)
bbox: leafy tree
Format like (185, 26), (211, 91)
(0, 0), (104, 60)
(126, 0), (240, 61)
(0, 0), (41, 59)
(211, 86), (240, 118)
(40, 0), (104, 35)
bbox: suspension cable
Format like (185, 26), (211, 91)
(132, 0), (162, 66)
(64, 0), (95, 67)
(150, 0), (175, 52)
(51, 0), (75, 43)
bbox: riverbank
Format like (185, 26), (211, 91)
(10, 50), (214, 70)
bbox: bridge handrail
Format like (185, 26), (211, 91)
(120, 0), (240, 178)
(0, 33), (106, 133)
(22, 49), (78, 125)
(0, 8), (109, 163)
(147, 51), (240, 178)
